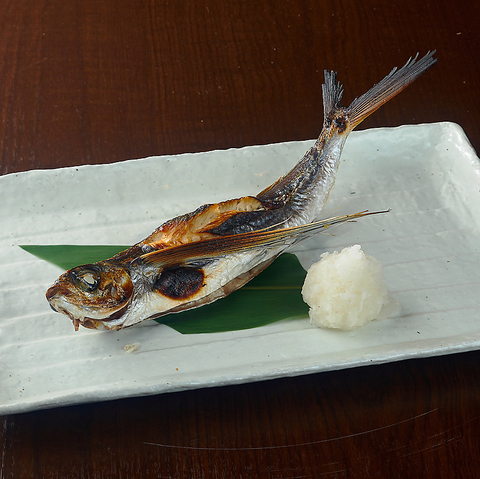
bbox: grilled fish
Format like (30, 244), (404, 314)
(46, 52), (436, 331)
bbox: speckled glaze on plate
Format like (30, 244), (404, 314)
(1, 122), (479, 415)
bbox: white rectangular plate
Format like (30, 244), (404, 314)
(1, 122), (480, 415)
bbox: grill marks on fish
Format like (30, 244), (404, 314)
(45, 52), (437, 331)
(208, 209), (282, 235)
(109, 196), (266, 263)
(154, 266), (205, 299)
(140, 197), (265, 246)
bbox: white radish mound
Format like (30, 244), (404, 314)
(301, 245), (399, 330)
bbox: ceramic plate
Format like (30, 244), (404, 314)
(1, 122), (479, 415)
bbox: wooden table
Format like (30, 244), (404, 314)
(1, 1), (480, 477)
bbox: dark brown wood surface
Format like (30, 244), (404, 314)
(1, 1), (480, 477)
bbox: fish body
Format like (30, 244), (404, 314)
(46, 52), (436, 331)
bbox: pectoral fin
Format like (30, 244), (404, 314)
(133, 210), (388, 268)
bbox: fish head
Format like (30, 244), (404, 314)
(46, 261), (134, 331)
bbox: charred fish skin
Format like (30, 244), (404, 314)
(46, 52), (437, 331)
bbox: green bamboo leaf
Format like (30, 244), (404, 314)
(19, 245), (129, 270)
(20, 244), (308, 334)
(156, 253), (308, 334)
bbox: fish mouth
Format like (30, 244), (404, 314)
(46, 282), (131, 331)
(46, 284), (74, 318)
(81, 318), (106, 330)
(62, 307), (129, 332)
(81, 303), (131, 330)
(46, 284), (67, 306)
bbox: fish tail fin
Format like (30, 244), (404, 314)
(322, 70), (344, 120)
(348, 51), (437, 128)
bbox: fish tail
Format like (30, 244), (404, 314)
(322, 70), (344, 120)
(348, 51), (437, 128)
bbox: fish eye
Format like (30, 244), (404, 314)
(71, 268), (100, 293)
